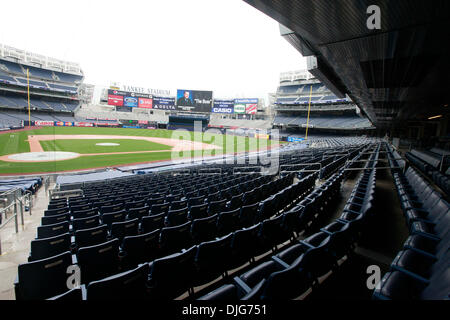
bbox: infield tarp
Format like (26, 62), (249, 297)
(56, 171), (134, 186)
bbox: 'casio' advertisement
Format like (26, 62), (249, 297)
(212, 100), (234, 114)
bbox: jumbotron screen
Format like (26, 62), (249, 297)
(176, 89), (213, 112)
(107, 89), (153, 109)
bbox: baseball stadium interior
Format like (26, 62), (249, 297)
(0, 0), (449, 304)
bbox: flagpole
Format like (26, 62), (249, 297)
(305, 85), (313, 140)
(27, 68), (31, 127)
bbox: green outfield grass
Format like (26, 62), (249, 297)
(40, 139), (170, 154)
(0, 127), (280, 174)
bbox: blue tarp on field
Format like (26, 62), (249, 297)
(56, 170), (134, 186)
(0, 178), (42, 193)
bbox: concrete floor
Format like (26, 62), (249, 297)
(0, 184), (50, 300)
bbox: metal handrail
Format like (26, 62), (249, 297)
(0, 188), (30, 255)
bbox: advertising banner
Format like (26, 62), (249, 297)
(176, 89), (213, 112)
(124, 96), (138, 107)
(107, 94), (123, 106)
(212, 100), (234, 114)
(95, 122), (119, 127)
(287, 136), (304, 142)
(138, 120), (149, 124)
(107, 89), (152, 108)
(138, 97), (153, 109)
(233, 104), (246, 114)
(234, 98), (258, 114)
(255, 133), (269, 139)
(245, 104), (257, 114)
(153, 96), (176, 110)
(74, 122), (94, 127)
(34, 121), (54, 126)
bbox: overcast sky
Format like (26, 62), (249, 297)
(0, 0), (307, 102)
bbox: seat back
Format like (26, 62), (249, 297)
(29, 233), (71, 262)
(191, 214), (218, 243)
(121, 229), (161, 269)
(74, 224), (108, 249)
(141, 213), (165, 233)
(126, 206), (149, 221)
(16, 251), (73, 300)
(194, 233), (233, 284)
(217, 208), (240, 236)
(101, 209), (126, 227)
(159, 221), (193, 255)
(239, 203), (259, 228)
(99, 203), (124, 215)
(77, 239), (120, 285)
(72, 208), (98, 219)
(86, 263), (150, 300)
(41, 213), (70, 226)
(37, 221), (70, 239)
(208, 199), (227, 215)
(72, 215), (101, 232)
(169, 200), (187, 211)
(150, 202), (169, 215)
(44, 207), (70, 217)
(189, 204), (208, 220)
(148, 245), (197, 299)
(165, 207), (188, 227)
(110, 218), (139, 242)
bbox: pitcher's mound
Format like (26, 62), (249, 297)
(4, 151), (80, 162)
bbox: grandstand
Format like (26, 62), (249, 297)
(0, 0), (449, 304)
(0, 44), (83, 129)
(76, 104), (169, 126)
(272, 70), (373, 137)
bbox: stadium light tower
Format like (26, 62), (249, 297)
(26, 68), (31, 126)
(304, 85), (313, 140)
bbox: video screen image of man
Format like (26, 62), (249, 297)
(177, 90), (193, 107)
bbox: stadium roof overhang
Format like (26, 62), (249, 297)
(244, 0), (450, 130)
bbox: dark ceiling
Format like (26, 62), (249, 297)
(244, 0), (450, 130)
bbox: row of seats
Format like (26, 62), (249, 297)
(373, 163), (450, 300)
(406, 151), (450, 196)
(197, 145), (381, 300)
(30, 175), (298, 263)
(15, 172), (319, 300)
(34, 173), (281, 246)
(45, 172), (274, 215)
(14, 144), (363, 300)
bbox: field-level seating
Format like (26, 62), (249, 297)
(16, 143), (377, 300)
(373, 164), (450, 300)
(198, 147), (380, 301)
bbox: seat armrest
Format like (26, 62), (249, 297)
(271, 256), (290, 268)
(71, 254), (78, 265)
(233, 276), (252, 295)
(80, 284), (87, 300)
(299, 240), (316, 249)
